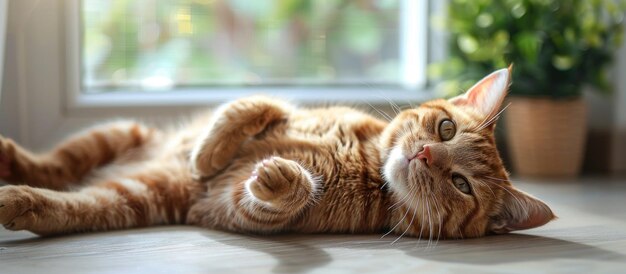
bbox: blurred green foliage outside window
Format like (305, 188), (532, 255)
(82, 0), (404, 92)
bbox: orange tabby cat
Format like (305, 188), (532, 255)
(0, 67), (554, 238)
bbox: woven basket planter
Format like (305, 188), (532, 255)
(505, 97), (587, 178)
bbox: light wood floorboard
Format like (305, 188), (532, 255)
(1, 178), (625, 273)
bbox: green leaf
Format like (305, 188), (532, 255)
(514, 32), (541, 63)
(457, 34), (479, 54)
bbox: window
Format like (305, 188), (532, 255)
(76, 0), (429, 103)
(0, 0), (433, 149)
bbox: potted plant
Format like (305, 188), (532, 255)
(430, 0), (625, 177)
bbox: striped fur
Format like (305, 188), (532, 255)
(0, 71), (554, 238)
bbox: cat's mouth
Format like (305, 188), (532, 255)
(383, 145), (432, 194)
(407, 152), (429, 167)
(402, 146), (429, 169)
(407, 159), (428, 179)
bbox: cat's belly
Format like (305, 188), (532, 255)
(291, 186), (392, 234)
(202, 110), (393, 234)
(235, 133), (393, 233)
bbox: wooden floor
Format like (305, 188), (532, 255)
(1, 178), (625, 273)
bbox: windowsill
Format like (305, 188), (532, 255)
(67, 87), (435, 115)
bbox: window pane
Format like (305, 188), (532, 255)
(82, 0), (403, 92)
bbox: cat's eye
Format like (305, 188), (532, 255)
(452, 175), (471, 194)
(439, 119), (456, 141)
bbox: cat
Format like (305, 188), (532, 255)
(0, 67), (554, 239)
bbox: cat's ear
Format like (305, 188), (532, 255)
(448, 67), (512, 122)
(489, 187), (555, 234)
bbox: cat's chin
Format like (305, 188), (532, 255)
(383, 146), (424, 194)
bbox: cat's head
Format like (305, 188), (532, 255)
(381, 67), (555, 238)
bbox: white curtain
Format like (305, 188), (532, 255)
(0, 0), (7, 104)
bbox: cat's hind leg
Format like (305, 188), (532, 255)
(190, 96), (292, 179)
(0, 121), (155, 190)
(187, 156), (319, 233)
(0, 167), (198, 235)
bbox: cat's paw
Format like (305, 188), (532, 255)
(191, 137), (240, 178)
(0, 136), (16, 179)
(224, 96), (290, 136)
(191, 97), (290, 179)
(0, 185), (36, 231)
(246, 157), (315, 205)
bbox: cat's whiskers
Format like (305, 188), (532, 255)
(473, 103), (494, 131)
(424, 195), (434, 249)
(474, 180), (497, 199)
(403, 98), (417, 109)
(474, 94), (507, 130)
(483, 175), (509, 182)
(414, 184), (426, 248)
(382, 184), (417, 238)
(380, 181), (389, 190)
(361, 82), (407, 115)
(477, 112), (502, 131)
(476, 103), (511, 131)
(362, 100), (394, 122)
(375, 94), (402, 116)
(391, 193), (418, 245)
(407, 120), (417, 137)
(387, 94), (403, 113)
(383, 199), (414, 239)
(380, 180), (391, 190)
(430, 192), (443, 247)
(484, 175), (527, 185)
(388, 190), (412, 210)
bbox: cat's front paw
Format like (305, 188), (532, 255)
(0, 185), (37, 231)
(246, 157), (315, 206)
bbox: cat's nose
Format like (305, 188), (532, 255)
(417, 144), (448, 168)
(417, 145), (433, 166)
